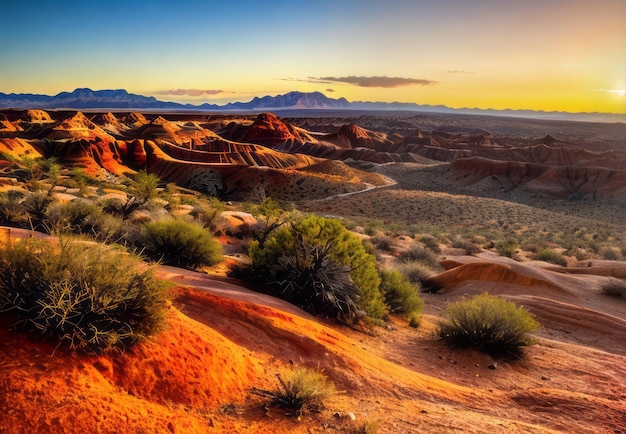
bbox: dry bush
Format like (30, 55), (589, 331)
(602, 280), (626, 300)
(438, 293), (539, 359)
(452, 236), (481, 255)
(0, 239), (167, 354)
(536, 249), (568, 266)
(400, 244), (440, 269)
(395, 260), (436, 286)
(137, 218), (223, 269)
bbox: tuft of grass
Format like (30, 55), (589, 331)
(437, 293), (539, 359)
(252, 368), (335, 416)
(0, 239), (168, 354)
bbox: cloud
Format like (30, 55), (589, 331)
(156, 89), (224, 97)
(279, 76), (436, 88)
(325, 88), (335, 93)
(315, 76), (437, 88)
(447, 70), (475, 74)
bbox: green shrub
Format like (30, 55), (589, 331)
(0, 190), (29, 227)
(536, 249), (567, 266)
(252, 368), (335, 416)
(379, 269), (424, 321)
(45, 199), (122, 241)
(400, 244), (439, 268)
(130, 170), (160, 203)
(437, 293), (539, 359)
(0, 239), (167, 354)
(452, 237), (481, 255)
(370, 235), (393, 251)
(601, 248), (620, 260)
(601, 280), (626, 299)
(418, 234), (441, 253)
(249, 215), (387, 321)
(395, 260), (436, 286)
(138, 218), (223, 269)
(495, 238), (519, 258)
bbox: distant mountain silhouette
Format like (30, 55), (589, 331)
(0, 88), (624, 122)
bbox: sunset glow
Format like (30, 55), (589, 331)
(1, 0), (625, 114)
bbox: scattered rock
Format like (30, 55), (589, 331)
(541, 375), (550, 381)
(488, 363), (498, 370)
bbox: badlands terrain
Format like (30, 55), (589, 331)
(0, 109), (625, 433)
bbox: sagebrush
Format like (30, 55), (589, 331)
(0, 239), (167, 353)
(437, 293), (539, 359)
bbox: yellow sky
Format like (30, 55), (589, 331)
(1, 0), (625, 113)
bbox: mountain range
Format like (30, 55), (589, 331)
(1, 88), (624, 123)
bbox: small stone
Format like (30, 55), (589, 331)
(420, 409), (428, 414)
(348, 412), (357, 421)
(541, 375), (550, 381)
(488, 363), (498, 370)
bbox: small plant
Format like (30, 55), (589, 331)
(355, 421), (379, 434)
(252, 368), (335, 416)
(138, 218), (223, 269)
(419, 234), (441, 253)
(536, 249), (567, 266)
(437, 293), (539, 359)
(601, 248), (620, 261)
(452, 237), (481, 255)
(0, 239), (167, 354)
(395, 260), (436, 286)
(495, 238), (519, 258)
(601, 280), (626, 300)
(379, 269), (424, 321)
(370, 235), (393, 251)
(400, 244), (439, 268)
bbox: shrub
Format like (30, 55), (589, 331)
(252, 368), (335, 416)
(419, 234), (441, 253)
(495, 238), (519, 258)
(536, 249), (567, 266)
(452, 237), (481, 255)
(379, 269), (424, 321)
(0, 190), (29, 227)
(395, 260), (436, 286)
(130, 170), (160, 203)
(400, 244), (439, 269)
(45, 199), (122, 241)
(0, 239), (167, 354)
(138, 218), (223, 269)
(249, 215), (387, 321)
(601, 280), (626, 300)
(601, 248), (620, 261)
(437, 293), (539, 359)
(370, 235), (393, 251)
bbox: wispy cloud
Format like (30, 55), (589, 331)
(325, 88), (335, 93)
(316, 76), (437, 88)
(447, 70), (474, 74)
(156, 89), (224, 97)
(280, 75), (436, 88)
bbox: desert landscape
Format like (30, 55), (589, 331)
(0, 107), (624, 433)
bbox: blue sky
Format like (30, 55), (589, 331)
(2, 0), (625, 113)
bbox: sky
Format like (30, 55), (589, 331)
(1, 0), (625, 113)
